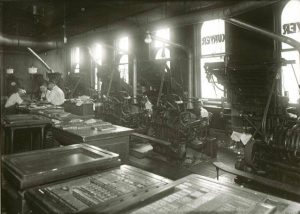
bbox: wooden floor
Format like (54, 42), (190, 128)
(128, 148), (300, 203)
(127, 148), (237, 183)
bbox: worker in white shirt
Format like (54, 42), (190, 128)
(5, 88), (27, 114)
(47, 81), (65, 106)
(40, 84), (50, 101)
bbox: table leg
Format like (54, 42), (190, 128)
(216, 167), (219, 180)
(2, 128), (5, 154)
(10, 128), (14, 154)
(41, 127), (45, 149)
(30, 131), (33, 150)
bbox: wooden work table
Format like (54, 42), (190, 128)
(52, 125), (134, 162)
(1, 114), (51, 154)
(16, 104), (134, 162)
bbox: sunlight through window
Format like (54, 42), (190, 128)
(281, 0), (300, 103)
(200, 19), (225, 99)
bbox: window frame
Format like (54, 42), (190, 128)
(280, 0), (300, 104)
(117, 37), (130, 84)
(200, 19), (226, 100)
(153, 28), (171, 72)
(71, 47), (80, 73)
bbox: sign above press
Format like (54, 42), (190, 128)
(201, 19), (225, 56)
(202, 34), (225, 46)
(281, 0), (300, 50)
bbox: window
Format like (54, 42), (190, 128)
(281, 0), (300, 103)
(91, 44), (103, 90)
(92, 44), (103, 66)
(117, 37), (129, 84)
(200, 19), (225, 99)
(71, 47), (80, 73)
(119, 55), (129, 84)
(154, 28), (171, 72)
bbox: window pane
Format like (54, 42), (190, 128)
(201, 19), (225, 55)
(281, 0), (300, 50)
(201, 57), (224, 99)
(200, 19), (225, 99)
(118, 37), (129, 52)
(95, 67), (98, 90)
(92, 44), (102, 65)
(281, 51), (300, 103)
(120, 55), (128, 64)
(119, 64), (129, 84)
(155, 48), (171, 72)
(155, 48), (170, 59)
(155, 28), (170, 47)
(72, 47), (80, 73)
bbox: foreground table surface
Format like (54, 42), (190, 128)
(25, 165), (172, 213)
(101, 174), (300, 214)
(2, 144), (120, 190)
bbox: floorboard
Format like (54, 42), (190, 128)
(127, 148), (237, 181)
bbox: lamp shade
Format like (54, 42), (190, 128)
(6, 68), (14, 74)
(144, 32), (152, 44)
(28, 67), (37, 74)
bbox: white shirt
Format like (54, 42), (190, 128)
(5, 93), (23, 108)
(47, 85), (65, 105)
(145, 100), (153, 112)
(41, 90), (51, 101)
(201, 107), (209, 118)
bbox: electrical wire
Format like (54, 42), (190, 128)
(291, 63), (300, 89)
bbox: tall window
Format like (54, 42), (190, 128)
(281, 0), (300, 104)
(118, 37), (129, 84)
(91, 44), (103, 90)
(200, 19), (225, 99)
(155, 28), (171, 71)
(71, 47), (80, 73)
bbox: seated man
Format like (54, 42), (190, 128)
(47, 81), (65, 105)
(5, 88), (27, 114)
(40, 84), (50, 101)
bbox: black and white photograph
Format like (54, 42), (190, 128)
(0, 0), (300, 213)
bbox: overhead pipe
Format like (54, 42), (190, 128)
(1, 2), (279, 51)
(70, 1), (279, 41)
(147, 1), (280, 31)
(0, 34), (62, 50)
(27, 47), (54, 73)
(226, 18), (300, 52)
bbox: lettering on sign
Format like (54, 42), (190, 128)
(202, 34), (225, 45)
(282, 22), (300, 35)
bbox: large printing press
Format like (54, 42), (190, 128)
(204, 59), (300, 188)
(94, 61), (212, 161)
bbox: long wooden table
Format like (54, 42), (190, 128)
(52, 125), (133, 162)
(17, 104), (134, 162)
(1, 114), (51, 154)
(101, 174), (300, 214)
(213, 161), (300, 199)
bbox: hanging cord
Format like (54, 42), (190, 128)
(291, 63), (300, 91)
(261, 71), (279, 137)
(211, 75), (224, 92)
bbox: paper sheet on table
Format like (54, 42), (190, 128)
(231, 131), (252, 145)
(231, 131), (243, 142)
(241, 133), (252, 145)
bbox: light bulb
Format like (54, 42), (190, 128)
(144, 32), (152, 44)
